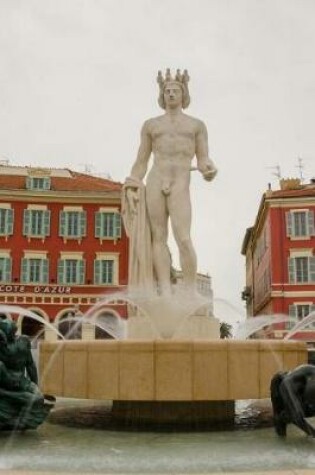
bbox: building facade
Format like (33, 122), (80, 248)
(241, 178), (315, 341)
(0, 165), (128, 340)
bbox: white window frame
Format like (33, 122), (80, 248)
(26, 176), (51, 190)
(21, 256), (49, 284)
(23, 206), (50, 239)
(0, 252), (12, 283)
(59, 207), (86, 242)
(94, 253), (119, 285)
(58, 253), (85, 285)
(286, 209), (315, 240)
(0, 206), (14, 238)
(288, 253), (315, 284)
(95, 208), (121, 241)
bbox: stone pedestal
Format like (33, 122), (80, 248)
(175, 314), (220, 339)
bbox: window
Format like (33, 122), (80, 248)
(94, 259), (114, 284)
(0, 257), (11, 282)
(0, 208), (14, 236)
(23, 209), (50, 237)
(58, 259), (85, 285)
(288, 304), (315, 329)
(59, 211), (86, 239)
(21, 258), (49, 284)
(286, 210), (315, 238)
(288, 256), (315, 283)
(26, 176), (51, 190)
(95, 212), (121, 239)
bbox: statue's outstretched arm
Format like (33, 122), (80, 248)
(195, 121), (217, 182)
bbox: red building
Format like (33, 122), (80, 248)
(241, 178), (315, 341)
(0, 165), (128, 340)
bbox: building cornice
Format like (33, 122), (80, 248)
(0, 189), (121, 205)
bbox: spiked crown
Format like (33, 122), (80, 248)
(157, 68), (190, 109)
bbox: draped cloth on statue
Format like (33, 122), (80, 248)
(122, 177), (154, 292)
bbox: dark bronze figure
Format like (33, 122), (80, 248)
(270, 364), (315, 437)
(0, 317), (55, 430)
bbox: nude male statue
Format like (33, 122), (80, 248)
(123, 69), (217, 296)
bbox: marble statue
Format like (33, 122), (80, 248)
(122, 69), (217, 296)
(270, 364), (315, 437)
(0, 317), (55, 430)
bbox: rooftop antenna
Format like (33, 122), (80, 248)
(266, 164), (282, 179)
(296, 156), (305, 183)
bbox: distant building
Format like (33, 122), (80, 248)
(241, 178), (315, 341)
(174, 270), (214, 315)
(0, 165), (128, 340)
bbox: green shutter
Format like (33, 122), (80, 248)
(21, 258), (29, 283)
(59, 211), (66, 237)
(78, 260), (85, 284)
(288, 257), (296, 283)
(310, 257), (315, 283)
(94, 260), (101, 284)
(285, 211), (292, 237)
(44, 210), (50, 236)
(4, 258), (11, 282)
(114, 213), (121, 239)
(23, 210), (31, 236)
(95, 212), (101, 238)
(57, 259), (65, 284)
(25, 177), (32, 190)
(288, 304), (296, 318)
(42, 259), (49, 283)
(6, 209), (14, 235)
(80, 211), (87, 237)
(308, 210), (315, 236)
(43, 177), (51, 190)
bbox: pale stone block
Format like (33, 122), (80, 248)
(175, 315), (220, 339)
(259, 340), (284, 398)
(87, 341), (119, 400)
(39, 341), (64, 396)
(63, 341), (88, 399)
(119, 341), (155, 400)
(228, 340), (260, 399)
(44, 327), (58, 341)
(155, 341), (193, 401)
(193, 341), (228, 400)
(127, 316), (158, 340)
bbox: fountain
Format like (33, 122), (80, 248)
(38, 69), (308, 429)
(0, 69), (313, 474)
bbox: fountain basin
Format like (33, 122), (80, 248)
(39, 340), (306, 402)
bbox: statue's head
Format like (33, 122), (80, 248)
(157, 68), (190, 110)
(0, 317), (17, 342)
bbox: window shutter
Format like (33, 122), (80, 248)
(42, 259), (49, 283)
(4, 258), (11, 282)
(310, 304), (315, 314)
(309, 257), (315, 283)
(288, 257), (296, 283)
(308, 210), (315, 236)
(285, 211), (293, 237)
(59, 211), (66, 237)
(23, 209), (30, 236)
(6, 209), (14, 235)
(43, 177), (51, 190)
(289, 304), (296, 318)
(94, 259), (101, 284)
(57, 259), (65, 284)
(114, 213), (121, 239)
(78, 260), (85, 284)
(95, 212), (101, 238)
(80, 211), (87, 237)
(25, 177), (32, 190)
(43, 210), (50, 236)
(21, 258), (29, 283)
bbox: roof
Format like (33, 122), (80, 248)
(0, 166), (122, 193)
(268, 185), (315, 200)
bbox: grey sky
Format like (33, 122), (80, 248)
(0, 0), (314, 324)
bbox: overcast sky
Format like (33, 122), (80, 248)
(0, 0), (314, 325)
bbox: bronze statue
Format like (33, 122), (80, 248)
(0, 317), (55, 430)
(270, 364), (315, 437)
